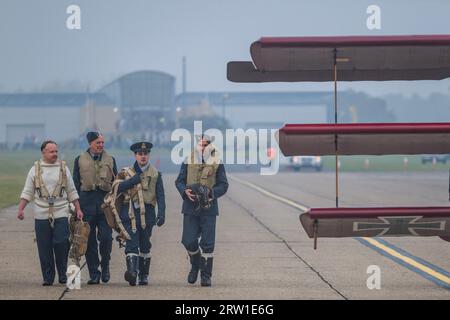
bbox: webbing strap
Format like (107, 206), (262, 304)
(124, 168), (137, 232)
(124, 167), (147, 231)
(137, 184), (146, 229)
(108, 179), (131, 240)
(34, 160), (67, 227)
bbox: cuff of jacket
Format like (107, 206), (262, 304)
(180, 187), (188, 200)
(20, 192), (33, 202)
(67, 191), (79, 203)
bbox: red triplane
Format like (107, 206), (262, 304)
(228, 35), (450, 248)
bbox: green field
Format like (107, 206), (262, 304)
(0, 148), (170, 209)
(1, 151), (449, 209)
(0, 150), (79, 209)
(0, 151), (40, 209)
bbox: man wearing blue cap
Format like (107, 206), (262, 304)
(73, 132), (117, 284)
(116, 142), (166, 286)
(175, 135), (228, 287)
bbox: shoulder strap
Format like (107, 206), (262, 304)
(122, 166), (145, 228)
(34, 161), (43, 197)
(34, 161), (41, 190)
(34, 160), (51, 198)
(52, 160), (67, 198)
(126, 167), (136, 178)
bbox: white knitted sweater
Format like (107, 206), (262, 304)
(20, 160), (79, 220)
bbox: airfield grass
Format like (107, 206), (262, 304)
(0, 150), (79, 209)
(0, 151), (38, 209)
(0, 148), (171, 209)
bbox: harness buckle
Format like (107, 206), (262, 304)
(47, 196), (55, 206)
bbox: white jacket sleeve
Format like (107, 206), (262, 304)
(20, 166), (35, 202)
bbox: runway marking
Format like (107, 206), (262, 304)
(225, 193), (348, 300)
(356, 237), (450, 290)
(229, 174), (450, 291)
(228, 175), (309, 212)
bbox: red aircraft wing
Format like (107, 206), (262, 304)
(228, 35), (450, 82)
(276, 122), (450, 156)
(300, 207), (450, 240)
(227, 35), (450, 246)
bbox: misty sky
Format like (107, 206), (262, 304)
(1, 0), (450, 97)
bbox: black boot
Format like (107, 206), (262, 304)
(200, 256), (213, 287)
(187, 251), (201, 284)
(58, 276), (67, 284)
(138, 256), (151, 285)
(124, 255), (138, 286)
(87, 274), (100, 285)
(101, 261), (110, 283)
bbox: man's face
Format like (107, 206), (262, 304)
(135, 151), (149, 167)
(42, 143), (58, 164)
(89, 135), (104, 155)
(197, 139), (210, 154)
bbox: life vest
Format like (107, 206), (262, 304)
(121, 165), (159, 232)
(78, 151), (114, 192)
(186, 145), (220, 189)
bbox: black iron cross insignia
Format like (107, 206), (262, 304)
(353, 216), (445, 236)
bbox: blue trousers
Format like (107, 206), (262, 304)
(83, 213), (112, 278)
(122, 207), (155, 255)
(35, 217), (70, 283)
(181, 214), (216, 254)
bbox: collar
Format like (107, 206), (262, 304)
(87, 149), (102, 160)
(139, 162), (150, 173)
(39, 159), (61, 167)
(193, 144), (220, 165)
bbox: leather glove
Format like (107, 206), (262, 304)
(133, 161), (143, 175)
(156, 216), (165, 227)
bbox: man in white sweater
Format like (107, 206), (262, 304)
(17, 140), (84, 286)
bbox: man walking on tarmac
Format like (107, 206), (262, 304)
(175, 134), (228, 287)
(18, 140), (84, 286)
(73, 132), (117, 284)
(116, 142), (166, 286)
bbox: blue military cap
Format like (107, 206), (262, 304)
(86, 131), (101, 143)
(130, 141), (153, 153)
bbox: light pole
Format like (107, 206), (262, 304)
(175, 106), (181, 129)
(222, 93), (229, 122)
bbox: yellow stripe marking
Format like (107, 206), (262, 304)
(362, 237), (450, 285)
(230, 174), (450, 285)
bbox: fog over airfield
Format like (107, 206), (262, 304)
(1, 0), (450, 97)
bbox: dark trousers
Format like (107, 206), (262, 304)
(181, 214), (216, 254)
(83, 213), (112, 278)
(122, 208), (154, 255)
(35, 217), (70, 283)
